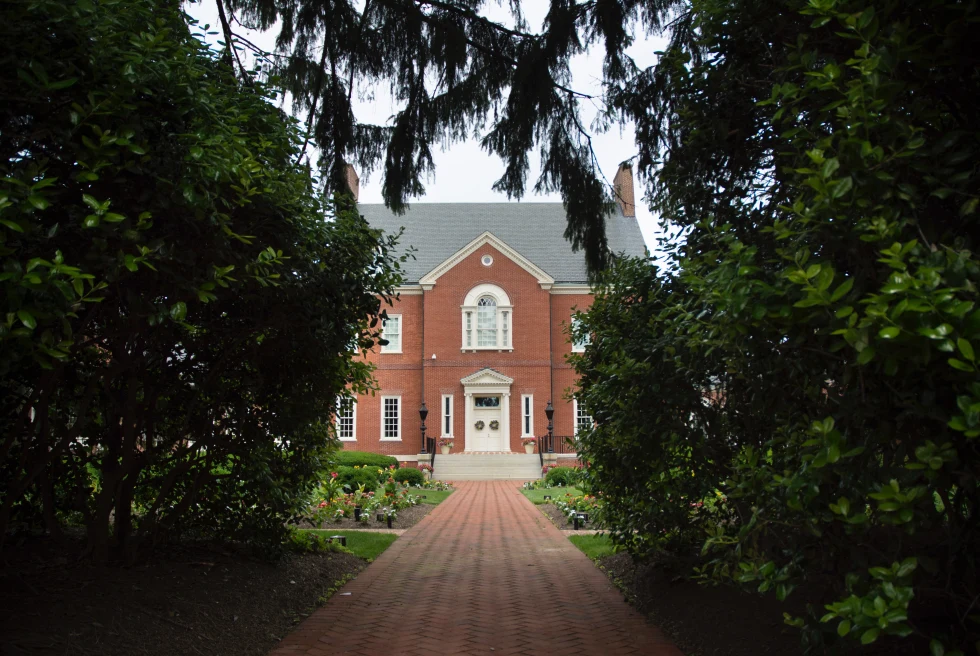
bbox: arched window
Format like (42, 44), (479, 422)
(462, 284), (512, 351)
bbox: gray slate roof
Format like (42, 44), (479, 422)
(359, 203), (648, 284)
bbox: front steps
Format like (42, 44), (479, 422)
(433, 453), (541, 480)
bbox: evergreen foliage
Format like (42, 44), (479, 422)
(0, 0), (400, 560)
(216, 0), (683, 272)
(573, 0), (979, 653)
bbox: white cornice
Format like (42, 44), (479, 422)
(419, 231), (556, 290)
(549, 284), (593, 295)
(393, 285), (423, 295)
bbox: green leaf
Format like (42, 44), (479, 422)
(190, 146), (204, 160)
(837, 620), (851, 637)
(0, 218), (24, 232)
(170, 301), (187, 321)
(860, 628), (880, 645)
(82, 194), (101, 210)
(17, 309), (37, 330)
(957, 338), (975, 362)
(103, 212), (125, 223)
(961, 198), (978, 217)
(879, 327), (900, 339)
(832, 176), (853, 199)
(28, 195), (50, 210)
(930, 639), (945, 656)
(831, 279), (853, 302)
(948, 358), (974, 372)
(83, 214), (100, 228)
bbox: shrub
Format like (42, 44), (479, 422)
(544, 466), (578, 487)
(334, 466), (378, 493)
(393, 468), (424, 486)
(333, 451), (399, 470)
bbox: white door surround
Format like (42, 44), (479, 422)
(460, 368), (513, 452)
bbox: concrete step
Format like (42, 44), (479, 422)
(433, 453), (542, 480)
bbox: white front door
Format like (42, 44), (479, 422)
(471, 395), (503, 451)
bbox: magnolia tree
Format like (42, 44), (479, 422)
(0, 0), (401, 561)
(573, 0), (979, 653)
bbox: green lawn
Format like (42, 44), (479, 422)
(418, 489), (453, 505)
(521, 487), (584, 505)
(302, 530), (398, 561)
(568, 534), (616, 560)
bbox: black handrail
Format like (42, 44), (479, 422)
(426, 436), (436, 470)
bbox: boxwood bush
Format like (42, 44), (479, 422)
(333, 451), (399, 469)
(392, 468), (424, 486)
(333, 466), (379, 493)
(544, 466), (579, 487)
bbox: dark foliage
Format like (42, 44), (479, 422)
(0, 0), (400, 561)
(574, 0), (979, 653)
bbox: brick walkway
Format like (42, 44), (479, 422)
(271, 481), (682, 656)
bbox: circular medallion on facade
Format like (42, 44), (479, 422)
(481, 254), (493, 266)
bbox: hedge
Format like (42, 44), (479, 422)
(333, 451), (399, 469)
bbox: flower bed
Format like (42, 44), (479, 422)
(299, 468), (455, 529)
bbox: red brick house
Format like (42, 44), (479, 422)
(337, 165), (646, 477)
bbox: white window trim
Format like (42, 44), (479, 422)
(573, 399), (592, 434)
(381, 314), (402, 354)
(461, 284), (513, 352)
(571, 316), (590, 353)
(336, 397), (357, 441)
(441, 394), (454, 437)
(381, 395), (402, 441)
(521, 394), (534, 437)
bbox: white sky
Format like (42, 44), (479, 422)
(187, 0), (668, 251)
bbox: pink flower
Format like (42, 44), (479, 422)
(331, 472), (338, 479)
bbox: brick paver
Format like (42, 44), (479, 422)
(271, 481), (682, 656)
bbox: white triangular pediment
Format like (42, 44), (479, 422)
(460, 368), (514, 386)
(419, 231), (555, 290)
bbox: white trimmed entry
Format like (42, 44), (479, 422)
(460, 368), (513, 452)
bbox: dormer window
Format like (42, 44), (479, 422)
(462, 284), (512, 351)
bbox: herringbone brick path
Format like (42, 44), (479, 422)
(271, 481), (682, 655)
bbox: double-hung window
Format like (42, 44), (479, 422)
(441, 395), (453, 437)
(337, 397), (356, 441)
(521, 394), (533, 437)
(573, 399), (593, 435)
(381, 314), (402, 353)
(571, 316), (591, 352)
(381, 396), (401, 440)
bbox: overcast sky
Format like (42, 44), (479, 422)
(187, 0), (668, 251)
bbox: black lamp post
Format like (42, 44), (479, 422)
(419, 401), (429, 453)
(545, 400), (554, 454)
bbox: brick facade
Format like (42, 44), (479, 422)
(343, 242), (593, 458)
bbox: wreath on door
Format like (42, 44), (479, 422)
(489, 420), (500, 430)
(474, 420), (485, 430)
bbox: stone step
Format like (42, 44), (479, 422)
(433, 453), (541, 480)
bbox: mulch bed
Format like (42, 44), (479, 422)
(594, 551), (921, 656)
(0, 534), (365, 656)
(538, 502), (920, 655)
(538, 502), (603, 531)
(297, 502), (434, 531)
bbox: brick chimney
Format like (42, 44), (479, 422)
(343, 164), (360, 202)
(612, 163), (635, 217)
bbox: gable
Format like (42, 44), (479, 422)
(418, 231), (555, 290)
(460, 368), (515, 386)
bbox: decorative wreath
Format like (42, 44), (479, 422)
(489, 420), (500, 430)
(474, 420), (485, 430)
